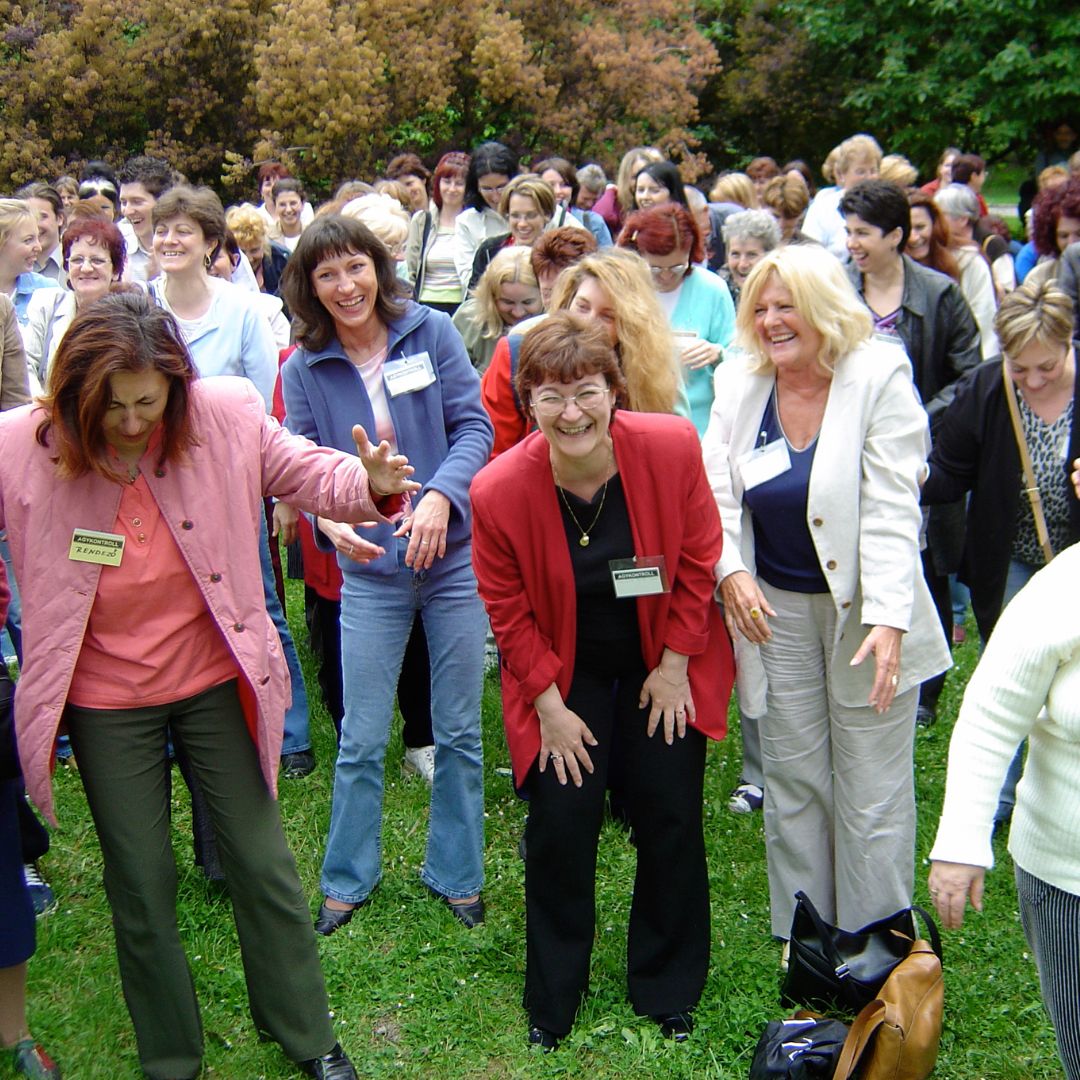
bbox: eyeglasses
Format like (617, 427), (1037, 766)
(68, 255), (110, 269)
(531, 387), (610, 416)
(479, 182), (507, 198)
(648, 262), (689, 279)
(508, 211), (544, 224)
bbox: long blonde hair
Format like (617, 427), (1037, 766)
(616, 147), (663, 216)
(551, 248), (680, 415)
(474, 246), (539, 339)
(0, 198), (35, 250)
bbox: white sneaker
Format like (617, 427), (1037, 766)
(403, 745), (435, 785)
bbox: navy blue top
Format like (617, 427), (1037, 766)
(743, 390), (829, 594)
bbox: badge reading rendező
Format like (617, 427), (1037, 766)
(68, 529), (126, 566)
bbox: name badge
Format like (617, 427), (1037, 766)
(384, 351), (436, 396)
(609, 556), (669, 598)
(738, 438), (791, 491)
(69, 528), (125, 566)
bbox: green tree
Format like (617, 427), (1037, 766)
(781, 0), (1080, 170)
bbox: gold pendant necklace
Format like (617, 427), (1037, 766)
(553, 464), (610, 547)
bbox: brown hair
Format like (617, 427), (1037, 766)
(530, 227), (597, 280)
(280, 215), (408, 351)
(37, 292), (198, 481)
(151, 185), (227, 249)
(907, 192), (960, 281)
(515, 310), (627, 407)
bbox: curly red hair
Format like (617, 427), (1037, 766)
(1032, 177), (1080, 256)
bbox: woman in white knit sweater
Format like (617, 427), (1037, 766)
(929, 541), (1080, 1080)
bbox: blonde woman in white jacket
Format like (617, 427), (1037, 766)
(702, 244), (950, 942)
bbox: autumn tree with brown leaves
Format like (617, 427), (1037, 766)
(0, 0), (717, 194)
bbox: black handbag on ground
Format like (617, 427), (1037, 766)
(749, 1012), (850, 1079)
(781, 891), (943, 1012)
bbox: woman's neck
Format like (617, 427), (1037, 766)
(439, 205), (461, 228)
(339, 319), (388, 360)
(863, 252), (905, 292)
(163, 271), (213, 319)
(550, 436), (616, 497)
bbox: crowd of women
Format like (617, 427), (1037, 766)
(1, 127), (1079, 1079)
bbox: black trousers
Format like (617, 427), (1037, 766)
(918, 548), (953, 712)
(523, 645), (709, 1035)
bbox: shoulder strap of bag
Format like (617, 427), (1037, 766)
(1002, 362), (1055, 564)
(792, 891), (847, 971)
(833, 999), (887, 1080)
(412, 212), (433, 302)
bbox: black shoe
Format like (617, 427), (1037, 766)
(653, 1011), (694, 1041)
(915, 706), (936, 728)
(314, 902), (358, 937)
(427, 885), (485, 928)
(281, 750), (316, 778)
(298, 1043), (357, 1079)
(527, 1026), (560, 1052)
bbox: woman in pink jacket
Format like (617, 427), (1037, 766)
(0, 292), (418, 1080)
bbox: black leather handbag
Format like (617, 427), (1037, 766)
(749, 1013), (850, 1079)
(781, 891), (943, 1012)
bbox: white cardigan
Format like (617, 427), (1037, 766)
(701, 342), (950, 715)
(930, 543), (1080, 894)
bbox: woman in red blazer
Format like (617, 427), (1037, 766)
(470, 312), (734, 1051)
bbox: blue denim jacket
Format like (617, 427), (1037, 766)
(281, 301), (494, 577)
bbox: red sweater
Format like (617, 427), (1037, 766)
(470, 411), (734, 785)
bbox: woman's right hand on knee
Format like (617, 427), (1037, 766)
(534, 685), (598, 788)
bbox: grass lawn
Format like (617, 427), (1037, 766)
(20, 589), (1063, 1079)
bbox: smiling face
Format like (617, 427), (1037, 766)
(311, 248), (381, 335)
(152, 213), (215, 278)
(530, 373), (615, 468)
(398, 174), (428, 213)
(1007, 340), (1073, 404)
(507, 193), (546, 245)
(275, 192), (304, 235)
(120, 182), (156, 243)
(26, 198), (62, 256)
(101, 369), (170, 461)
(67, 236), (116, 305)
(836, 156), (879, 190)
(478, 172), (510, 211)
(568, 275), (618, 346)
(495, 280), (543, 326)
(634, 172), (670, 210)
(752, 273), (824, 372)
(906, 206), (933, 262)
(439, 171), (466, 211)
(540, 169), (573, 206)
(0, 213), (42, 279)
(845, 214), (902, 275)
(727, 236), (767, 287)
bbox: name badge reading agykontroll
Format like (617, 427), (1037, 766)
(738, 438), (791, 490)
(384, 351), (436, 396)
(609, 556), (669, 598)
(69, 528), (125, 566)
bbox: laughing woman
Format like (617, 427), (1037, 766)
(280, 216), (494, 934)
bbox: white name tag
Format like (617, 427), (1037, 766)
(738, 438), (791, 490)
(69, 528), (125, 566)
(384, 351), (436, 396)
(610, 556), (669, 598)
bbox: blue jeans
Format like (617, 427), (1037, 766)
(321, 543), (486, 903)
(259, 514), (310, 754)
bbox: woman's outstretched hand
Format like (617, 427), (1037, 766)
(353, 424), (421, 497)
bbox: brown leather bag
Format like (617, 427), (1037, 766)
(832, 938), (943, 1080)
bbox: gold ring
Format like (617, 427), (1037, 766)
(749, 607), (761, 620)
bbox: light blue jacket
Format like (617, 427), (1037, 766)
(12, 272), (58, 325)
(281, 301), (494, 577)
(671, 268), (736, 437)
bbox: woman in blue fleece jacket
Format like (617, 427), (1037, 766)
(281, 215), (494, 934)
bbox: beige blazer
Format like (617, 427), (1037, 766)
(0, 294), (30, 412)
(702, 341), (951, 712)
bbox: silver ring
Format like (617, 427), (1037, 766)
(890, 674), (899, 687)
(551, 753), (563, 761)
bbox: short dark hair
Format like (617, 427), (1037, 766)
(117, 155), (174, 198)
(62, 217), (127, 278)
(152, 185), (227, 249)
(280, 215), (408, 352)
(15, 182), (64, 221)
(950, 154), (986, 185)
(515, 310), (627, 407)
(37, 291), (198, 482)
(386, 153), (430, 184)
(533, 157), (577, 205)
(839, 179), (912, 249)
(465, 142), (519, 212)
(634, 161), (690, 209)
(272, 177), (305, 203)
